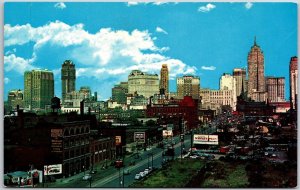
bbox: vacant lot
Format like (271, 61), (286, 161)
(130, 159), (204, 188)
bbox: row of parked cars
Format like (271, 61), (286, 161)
(134, 167), (153, 180)
(183, 151), (216, 160)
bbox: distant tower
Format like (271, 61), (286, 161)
(233, 68), (246, 96)
(61, 60), (76, 103)
(24, 69), (54, 110)
(289, 56), (298, 110)
(177, 76), (200, 99)
(266, 77), (285, 102)
(247, 37), (267, 101)
(160, 64), (169, 95)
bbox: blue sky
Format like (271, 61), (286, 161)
(4, 2), (297, 101)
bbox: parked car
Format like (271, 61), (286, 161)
(134, 174), (141, 180)
(144, 169), (150, 175)
(82, 174), (92, 181)
(139, 171), (146, 177)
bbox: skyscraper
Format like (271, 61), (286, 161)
(233, 68), (246, 96)
(177, 76), (200, 99)
(266, 77), (285, 102)
(24, 69), (54, 110)
(61, 60), (76, 103)
(289, 56), (298, 110)
(160, 64), (169, 95)
(247, 37), (267, 101)
(128, 70), (159, 98)
(220, 73), (237, 110)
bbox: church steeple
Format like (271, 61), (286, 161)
(254, 36), (257, 46)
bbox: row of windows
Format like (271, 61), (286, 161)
(64, 127), (90, 136)
(64, 147), (89, 159)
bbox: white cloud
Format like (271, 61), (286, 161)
(201, 66), (216, 71)
(4, 54), (37, 74)
(5, 21), (196, 99)
(245, 2), (253, 9)
(198, 3), (216, 13)
(4, 77), (10, 84)
(156, 27), (168, 35)
(127, 2), (171, 6)
(54, 2), (66, 9)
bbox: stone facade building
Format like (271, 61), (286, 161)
(247, 38), (268, 102)
(289, 56), (298, 110)
(177, 76), (200, 99)
(266, 77), (285, 102)
(128, 70), (159, 98)
(159, 64), (169, 95)
(24, 69), (54, 110)
(233, 68), (246, 96)
(61, 60), (76, 103)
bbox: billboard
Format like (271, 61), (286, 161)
(193, 134), (218, 145)
(115, 136), (122, 146)
(44, 164), (62, 175)
(134, 132), (145, 143)
(163, 130), (173, 137)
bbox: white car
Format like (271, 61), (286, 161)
(139, 171), (146, 177)
(190, 155), (199, 159)
(82, 174), (92, 181)
(144, 169), (149, 175)
(134, 174), (141, 180)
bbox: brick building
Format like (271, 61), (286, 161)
(146, 96), (199, 131)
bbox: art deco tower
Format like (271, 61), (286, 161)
(247, 37), (267, 101)
(61, 60), (76, 103)
(159, 64), (169, 95)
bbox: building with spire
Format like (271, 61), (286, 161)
(159, 64), (169, 96)
(247, 37), (268, 102)
(61, 60), (76, 103)
(289, 56), (298, 110)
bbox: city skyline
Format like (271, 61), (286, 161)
(4, 2), (297, 101)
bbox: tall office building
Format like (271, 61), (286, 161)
(24, 69), (54, 110)
(233, 68), (246, 96)
(220, 73), (237, 110)
(159, 64), (169, 95)
(61, 60), (76, 103)
(128, 70), (159, 98)
(177, 76), (200, 99)
(247, 37), (267, 101)
(266, 77), (285, 102)
(289, 56), (298, 110)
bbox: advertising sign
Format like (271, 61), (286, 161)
(134, 132), (145, 143)
(163, 130), (173, 137)
(115, 136), (122, 146)
(44, 164), (62, 175)
(51, 129), (63, 153)
(193, 134), (218, 145)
